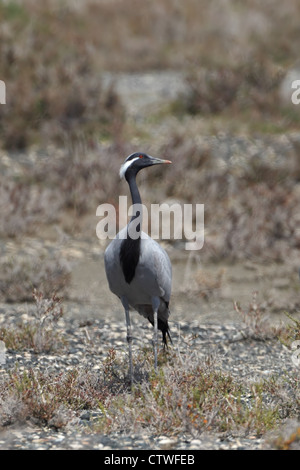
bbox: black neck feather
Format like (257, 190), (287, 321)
(119, 171), (142, 284)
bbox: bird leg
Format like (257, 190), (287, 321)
(152, 297), (160, 372)
(121, 297), (133, 386)
(125, 309), (133, 386)
(154, 310), (158, 371)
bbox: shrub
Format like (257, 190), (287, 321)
(0, 290), (65, 353)
(0, 255), (70, 303)
(0, 1), (124, 150)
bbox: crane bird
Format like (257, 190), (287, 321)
(104, 152), (172, 384)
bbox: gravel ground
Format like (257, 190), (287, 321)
(0, 302), (296, 450)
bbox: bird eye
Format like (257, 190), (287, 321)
(139, 154), (143, 159)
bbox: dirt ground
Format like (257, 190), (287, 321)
(65, 235), (300, 328)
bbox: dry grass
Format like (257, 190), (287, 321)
(174, 60), (294, 133)
(0, 179), (62, 237)
(234, 291), (277, 340)
(95, 351), (281, 437)
(0, 341), (296, 439)
(158, 133), (300, 262)
(179, 61), (284, 114)
(0, 1), (299, 261)
(0, 291), (300, 441)
(0, 367), (107, 428)
(0, 134), (299, 263)
(1, 1), (300, 149)
(0, 1), (125, 150)
(0, 143), (126, 237)
(12, 0), (299, 72)
(32, 145), (126, 216)
(278, 312), (300, 349)
(0, 290), (65, 353)
(0, 254), (70, 302)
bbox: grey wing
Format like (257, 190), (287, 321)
(139, 237), (172, 302)
(104, 226), (128, 294)
(104, 238), (122, 294)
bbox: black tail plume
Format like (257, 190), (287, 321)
(148, 316), (172, 348)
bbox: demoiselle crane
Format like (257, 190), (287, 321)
(104, 153), (172, 384)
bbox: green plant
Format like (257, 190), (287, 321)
(278, 311), (300, 348)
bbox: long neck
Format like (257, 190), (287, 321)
(127, 174), (143, 227)
(127, 172), (141, 206)
(127, 172), (142, 232)
(119, 171), (142, 284)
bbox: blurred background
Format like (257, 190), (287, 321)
(0, 0), (299, 326)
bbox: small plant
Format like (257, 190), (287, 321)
(0, 290), (65, 353)
(234, 291), (274, 339)
(31, 289), (64, 353)
(0, 367), (109, 428)
(277, 311), (300, 350)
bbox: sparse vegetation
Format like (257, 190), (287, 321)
(0, 0), (300, 449)
(159, 134), (300, 262)
(175, 61), (285, 119)
(234, 291), (275, 339)
(0, 290), (65, 352)
(0, 289), (299, 446)
(1, 135), (299, 263)
(1, 0), (300, 149)
(0, 367), (107, 428)
(0, 1), (125, 150)
(94, 351), (281, 437)
(0, 254), (70, 302)
(0, 340), (298, 439)
(278, 311), (300, 349)
(0, 179), (62, 238)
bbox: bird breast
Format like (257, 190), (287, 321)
(104, 230), (172, 308)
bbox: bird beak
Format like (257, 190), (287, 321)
(150, 157), (172, 165)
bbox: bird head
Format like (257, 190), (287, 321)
(120, 152), (171, 180)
